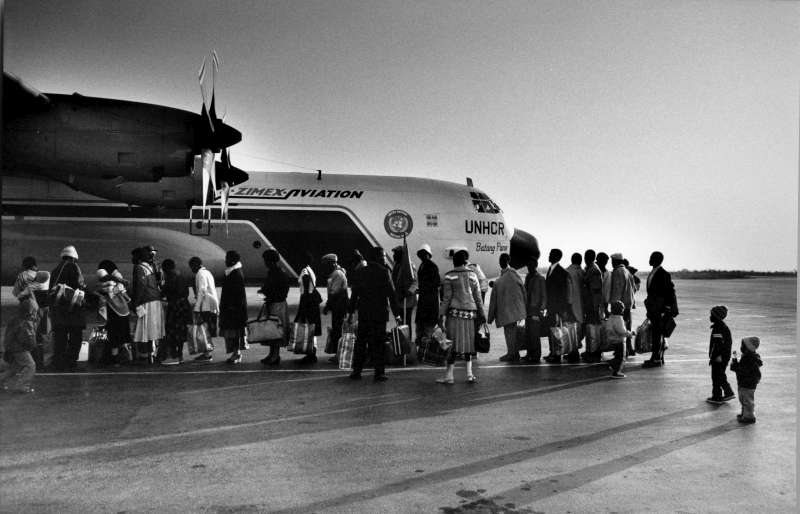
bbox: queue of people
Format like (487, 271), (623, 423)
(0, 240), (763, 424)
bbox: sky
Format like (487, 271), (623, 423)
(4, 0), (798, 271)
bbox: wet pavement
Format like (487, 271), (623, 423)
(0, 281), (796, 513)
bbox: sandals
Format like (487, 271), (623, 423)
(435, 377), (455, 385)
(467, 375), (478, 383)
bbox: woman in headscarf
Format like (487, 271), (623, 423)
(132, 245), (164, 364)
(438, 249), (485, 384)
(159, 259), (193, 365)
(415, 244), (440, 344)
(50, 245), (86, 372)
(95, 260), (132, 365)
(259, 249), (290, 366)
(295, 252), (322, 364)
(219, 250), (248, 364)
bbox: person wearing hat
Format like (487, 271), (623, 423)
(50, 245), (86, 372)
(706, 305), (735, 404)
(321, 254), (349, 362)
(258, 249), (290, 366)
(133, 246), (165, 364)
(730, 336), (762, 424)
(609, 252), (637, 357)
(415, 244), (440, 344)
(95, 260), (132, 365)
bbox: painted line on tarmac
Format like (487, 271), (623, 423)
(0, 395), (427, 468)
(463, 377), (608, 403)
(32, 354), (791, 378)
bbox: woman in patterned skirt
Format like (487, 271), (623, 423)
(437, 249), (485, 384)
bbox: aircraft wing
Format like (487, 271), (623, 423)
(3, 72), (51, 119)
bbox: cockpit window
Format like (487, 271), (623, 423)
(470, 191), (501, 214)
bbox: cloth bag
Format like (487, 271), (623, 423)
(88, 327), (110, 365)
(337, 322), (357, 370)
(563, 321), (580, 353)
(475, 323), (491, 353)
(247, 304), (284, 344)
(290, 322), (316, 354)
(418, 336), (448, 366)
(634, 318), (652, 353)
(549, 321), (569, 356)
(189, 322), (214, 354)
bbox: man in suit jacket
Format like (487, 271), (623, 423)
(523, 257), (547, 363)
(545, 249), (571, 363)
(348, 247), (402, 381)
(609, 252), (637, 356)
(643, 251), (678, 368)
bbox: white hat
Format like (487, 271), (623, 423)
(611, 252), (624, 260)
(321, 253), (338, 263)
(96, 268), (110, 279)
(417, 244), (432, 257)
(61, 245), (79, 260)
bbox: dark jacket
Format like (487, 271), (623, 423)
(132, 262), (162, 306)
(730, 352), (762, 389)
(50, 259), (86, 328)
(645, 267), (678, 319)
(545, 264), (570, 315)
(524, 270), (547, 317)
(416, 259), (440, 325)
(348, 261), (400, 322)
(219, 267), (248, 330)
(709, 321), (732, 365)
(260, 267), (290, 304)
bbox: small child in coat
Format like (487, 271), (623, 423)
(606, 301), (634, 379)
(1, 295), (40, 393)
(706, 305), (735, 404)
(730, 336), (762, 424)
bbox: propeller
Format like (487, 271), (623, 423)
(194, 51), (247, 222)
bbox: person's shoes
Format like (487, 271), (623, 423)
(722, 393), (736, 402)
(160, 357), (181, 366)
(466, 375), (478, 383)
(194, 353), (213, 362)
(328, 356), (338, 363)
(226, 354), (242, 364)
(8, 386), (35, 394)
(349, 371), (362, 380)
(299, 354), (318, 364)
(436, 377), (455, 385)
(736, 414), (743, 422)
(373, 374), (389, 382)
(566, 355), (581, 364)
(738, 416), (756, 424)
(627, 349), (636, 356)
(521, 356), (539, 364)
(498, 354), (512, 362)
(611, 372), (626, 379)
(545, 356), (562, 364)
(706, 397), (724, 405)
(642, 360), (662, 368)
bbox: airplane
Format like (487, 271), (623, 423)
(2, 69), (539, 288)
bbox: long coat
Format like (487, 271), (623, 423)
(49, 260), (86, 328)
(565, 264), (584, 322)
(415, 259), (441, 326)
(545, 264), (570, 316)
(219, 267), (247, 330)
(487, 267), (526, 328)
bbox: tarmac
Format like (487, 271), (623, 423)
(0, 281), (796, 513)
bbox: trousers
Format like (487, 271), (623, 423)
(353, 319), (387, 376)
(738, 387), (756, 420)
(1, 351), (35, 391)
(711, 362), (734, 398)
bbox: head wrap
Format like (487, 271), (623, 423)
(321, 253), (338, 263)
(61, 245), (79, 260)
(710, 305), (728, 321)
(262, 249), (280, 263)
(741, 336), (760, 353)
(417, 244), (432, 257)
(611, 252), (624, 260)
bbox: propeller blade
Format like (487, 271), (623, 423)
(200, 149), (216, 219)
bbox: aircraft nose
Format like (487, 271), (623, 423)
(509, 228), (540, 269)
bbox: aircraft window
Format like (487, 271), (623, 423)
(470, 195), (501, 214)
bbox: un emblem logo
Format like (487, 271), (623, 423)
(384, 210), (413, 239)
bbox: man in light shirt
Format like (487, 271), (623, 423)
(189, 256), (219, 362)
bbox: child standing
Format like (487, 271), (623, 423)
(606, 301), (633, 379)
(706, 305), (735, 404)
(1, 294), (40, 393)
(730, 336), (762, 424)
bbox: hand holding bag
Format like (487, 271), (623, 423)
(337, 328), (356, 370)
(390, 324), (410, 357)
(247, 304), (284, 344)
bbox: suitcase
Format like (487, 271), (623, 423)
(634, 319), (652, 353)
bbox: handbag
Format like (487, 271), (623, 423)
(634, 319), (652, 353)
(191, 322), (213, 354)
(247, 304), (284, 344)
(563, 321), (580, 353)
(548, 317), (569, 356)
(290, 322), (316, 354)
(663, 315), (677, 338)
(88, 327), (110, 365)
(475, 323), (491, 353)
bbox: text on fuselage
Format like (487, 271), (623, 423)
(465, 220), (504, 235)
